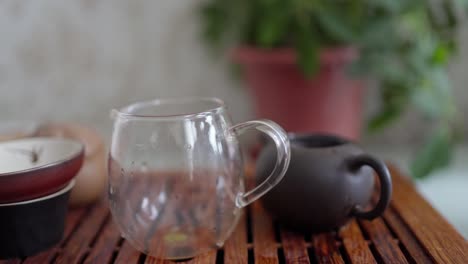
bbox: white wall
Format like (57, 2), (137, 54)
(0, 0), (252, 136)
(0, 0), (466, 144)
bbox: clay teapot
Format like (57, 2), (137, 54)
(256, 134), (392, 233)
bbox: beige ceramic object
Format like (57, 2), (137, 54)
(35, 123), (106, 207)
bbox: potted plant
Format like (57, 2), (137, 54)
(200, 1), (465, 178)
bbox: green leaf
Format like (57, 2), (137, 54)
(357, 18), (396, 48)
(255, 8), (289, 47)
(315, 4), (356, 43)
(367, 79), (410, 132)
(411, 67), (455, 119)
(250, 0), (291, 47)
(367, 107), (402, 132)
(411, 127), (454, 179)
(431, 43), (451, 65)
(198, 0), (463, 179)
(442, 0), (458, 28)
(294, 22), (318, 76)
(371, 0), (408, 13)
(200, 5), (227, 45)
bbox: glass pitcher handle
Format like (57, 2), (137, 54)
(230, 119), (291, 208)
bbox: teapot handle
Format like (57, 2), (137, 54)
(347, 154), (392, 220)
(230, 120), (291, 208)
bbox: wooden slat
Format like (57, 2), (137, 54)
(10, 163), (468, 264)
(382, 208), (433, 263)
(55, 202), (109, 264)
(23, 248), (60, 264)
(359, 218), (408, 264)
(63, 208), (90, 240)
(280, 229), (310, 263)
(144, 247), (218, 263)
(313, 233), (344, 264)
(83, 219), (122, 264)
(339, 220), (376, 264)
(224, 212), (248, 264)
(252, 201), (279, 264)
(144, 256), (170, 264)
(23, 207), (88, 264)
(114, 240), (141, 264)
(144, 250), (217, 264)
(389, 165), (468, 263)
(190, 251), (217, 264)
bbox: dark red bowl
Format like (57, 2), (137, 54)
(0, 137), (84, 203)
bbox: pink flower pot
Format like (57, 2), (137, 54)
(233, 46), (365, 140)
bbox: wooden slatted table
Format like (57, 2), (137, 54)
(2, 165), (467, 264)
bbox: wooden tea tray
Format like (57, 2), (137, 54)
(3, 164), (467, 264)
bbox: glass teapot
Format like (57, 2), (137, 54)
(108, 97), (290, 260)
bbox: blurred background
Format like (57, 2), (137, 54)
(0, 1), (466, 236)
